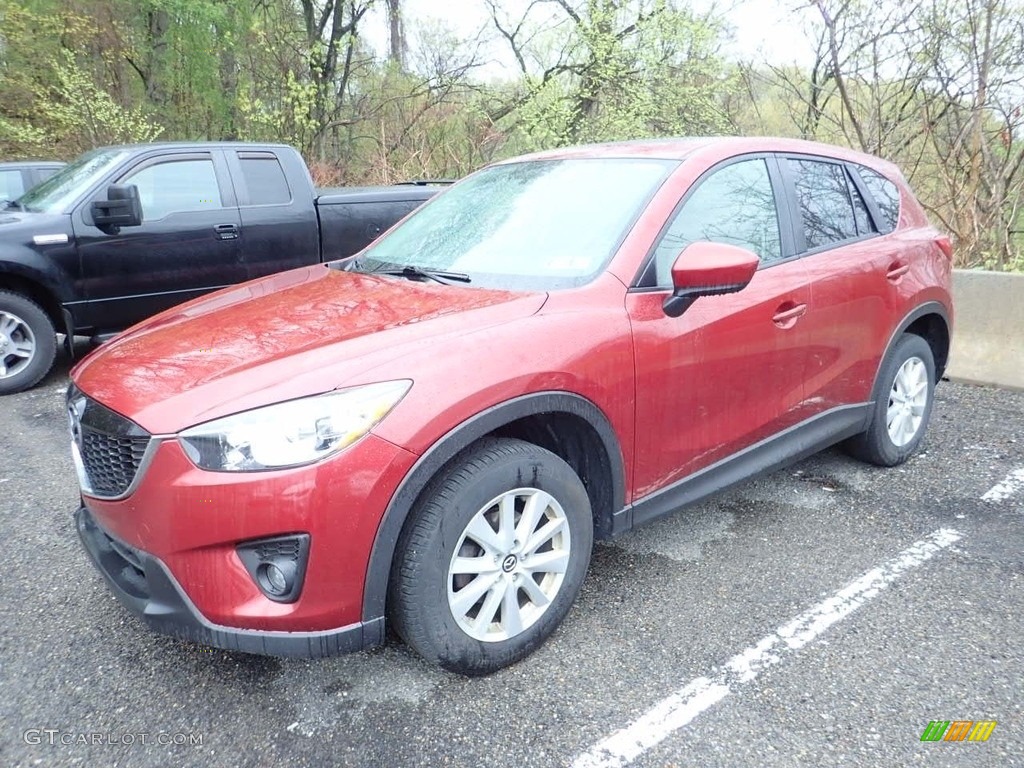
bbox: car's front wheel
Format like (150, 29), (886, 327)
(389, 437), (593, 675)
(846, 333), (936, 466)
(0, 291), (57, 395)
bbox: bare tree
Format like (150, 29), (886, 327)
(386, 0), (406, 69)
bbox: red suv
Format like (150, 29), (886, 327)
(69, 138), (952, 674)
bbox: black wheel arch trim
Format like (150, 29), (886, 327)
(869, 301), (950, 418)
(362, 390), (626, 623)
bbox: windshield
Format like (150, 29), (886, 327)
(16, 148), (130, 214)
(356, 157), (677, 290)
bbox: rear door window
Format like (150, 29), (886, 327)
(238, 155), (291, 206)
(788, 158), (858, 251)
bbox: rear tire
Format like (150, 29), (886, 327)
(845, 333), (935, 467)
(0, 291), (56, 395)
(388, 437), (593, 675)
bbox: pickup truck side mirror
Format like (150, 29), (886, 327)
(663, 241), (760, 318)
(91, 184), (143, 232)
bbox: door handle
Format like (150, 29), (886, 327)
(215, 224), (239, 240)
(886, 261), (910, 282)
(772, 302), (807, 329)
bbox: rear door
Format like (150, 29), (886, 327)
(627, 155), (814, 504)
(76, 150), (244, 332)
(224, 150), (320, 280)
(779, 156), (895, 412)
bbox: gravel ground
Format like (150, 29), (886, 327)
(1, 349), (1021, 768)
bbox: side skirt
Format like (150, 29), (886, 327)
(613, 403), (872, 535)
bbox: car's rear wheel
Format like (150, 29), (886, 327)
(845, 333), (935, 467)
(0, 291), (56, 395)
(388, 437), (593, 675)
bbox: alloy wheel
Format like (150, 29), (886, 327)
(886, 356), (928, 447)
(447, 487), (571, 642)
(0, 310), (36, 379)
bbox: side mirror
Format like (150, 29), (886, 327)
(91, 184), (143, 232)
(663, 241), (760, 318)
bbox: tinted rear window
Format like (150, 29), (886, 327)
(790, 159), (858, 250)
(858, 168), (901, 233)
(239, 156), (291, 205)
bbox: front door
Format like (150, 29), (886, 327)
(76, 151), (244, 332)
(628, 156), (814, 504)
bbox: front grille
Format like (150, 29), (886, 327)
(79, 429), (150, 496)
(68, 386), (151, 498)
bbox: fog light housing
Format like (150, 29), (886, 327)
(237, 534), (310, 603)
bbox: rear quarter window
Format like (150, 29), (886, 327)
(858, 168), (901, 233)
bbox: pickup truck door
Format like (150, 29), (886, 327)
(223, 149), (320, 280)
(75, 150), (244, 333)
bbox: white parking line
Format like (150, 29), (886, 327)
(982, 468), (1024, 503)
(572, 528), (963, 768)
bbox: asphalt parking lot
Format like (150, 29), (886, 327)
(1, 349), (1022, 768)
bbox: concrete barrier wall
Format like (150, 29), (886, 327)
(947, 269), (1024, 390)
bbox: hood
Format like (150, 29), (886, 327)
(72, 265), (546, 433)
(0, 209), (69, 242)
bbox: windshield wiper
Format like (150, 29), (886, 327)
(337, 258), (471, 284)
(371, 264), (471, 285)
(360, 260), (471, 284)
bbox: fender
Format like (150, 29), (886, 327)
(0, 244), (76, 305)
(0, 244), (79, 340)
(361, 390), (626, 622)
(866, 300), (951, 420)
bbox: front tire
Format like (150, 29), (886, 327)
(0, 291), (57, 395)
(388, 437), (593, 675)
(845, 333), (935, 467)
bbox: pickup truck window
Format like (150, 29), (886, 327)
(239, 157), (291, 205)
(124, 159), (223, 220)
(0, 170), (24, 201)
(357, 158), (677, 291)
(17, 148), (130, 213)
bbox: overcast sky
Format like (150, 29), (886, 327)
(362, 0), (819, 74)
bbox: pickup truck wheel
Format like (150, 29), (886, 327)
(845, 333), (935, 467)
(389, 437), (593, 675)
(0, 291), (57, 395)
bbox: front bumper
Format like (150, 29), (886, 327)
(75, 506), (383, 658)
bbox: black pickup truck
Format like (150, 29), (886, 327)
(0, 142), (444, 393)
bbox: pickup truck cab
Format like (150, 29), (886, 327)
(0, 143), (441, 393)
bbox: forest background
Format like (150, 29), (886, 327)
(1, 0), (1022, 270)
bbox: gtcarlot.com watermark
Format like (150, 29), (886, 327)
(24, 729), (202, 747)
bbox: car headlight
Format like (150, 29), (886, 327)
(178, 380), (411, 471)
